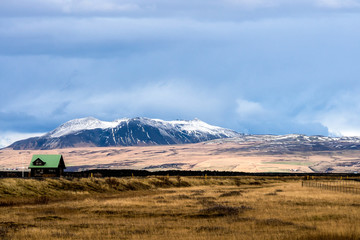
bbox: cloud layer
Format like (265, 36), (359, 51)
(1, 0), (360, 147)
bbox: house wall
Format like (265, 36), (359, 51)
(30, 168), (64, 177)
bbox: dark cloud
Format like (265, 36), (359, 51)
(0, 111), (55, 132)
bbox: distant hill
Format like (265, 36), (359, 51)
(8, 117), (242, 150)
(206, 134), (360, 152)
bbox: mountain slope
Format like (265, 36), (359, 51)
(206, 134), (360, 152)
(8, 117), (242, 150)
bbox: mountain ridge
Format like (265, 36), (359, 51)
(8, 117), (242, 150)
(8, 117), (360, 153)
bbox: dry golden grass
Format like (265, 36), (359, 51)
(0, 177), (359, 239)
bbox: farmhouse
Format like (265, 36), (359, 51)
(28, 154), (66, 177)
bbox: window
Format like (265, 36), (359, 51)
(33, 159), (46, 166)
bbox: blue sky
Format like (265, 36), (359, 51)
(1, 0), (360, 147)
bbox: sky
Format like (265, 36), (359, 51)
(1, 0), (360, 147)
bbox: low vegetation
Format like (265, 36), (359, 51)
(0, 176), (359, 239)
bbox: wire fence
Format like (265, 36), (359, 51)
(302, 180), (360, 194)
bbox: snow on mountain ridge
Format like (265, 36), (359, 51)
(48, 117), (121, 138)
(138, 117), (235, 137)
(166, 119), (235, 138)
(47, 117), (238, 138)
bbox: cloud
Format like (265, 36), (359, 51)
(0, 1), (360, 138)
(1, 0), (360, 19)
(58, 0), (140, 13)
(234, 98), (329, 136)
(236, 98), (265, 119)
(316, 0), (360, 8)
(0, 131), (44, 148)
(0, 80), (228, 129)
(0, 17), (231, 57)
(0, 0), (140, 16)
(311, 91), (360, 136)
(222, 0), (278, 8)
(0, 111), (55, 132)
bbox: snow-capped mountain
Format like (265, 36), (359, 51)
(8, 117), (242, 150)
(206, 134), (360, 152)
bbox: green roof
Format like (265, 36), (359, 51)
(29, 154), (66, 169)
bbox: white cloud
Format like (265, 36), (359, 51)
(318, 112), (360, 137)
(0, 132), (44, 148)
(319, 114), (360, 137)
(304, 91), (360, 137)
(236, 98), (265, 119)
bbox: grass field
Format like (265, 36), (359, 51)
(0, 176), (359, 239)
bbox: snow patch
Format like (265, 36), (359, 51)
(48, 117), (125, 138)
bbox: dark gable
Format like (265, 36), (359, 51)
(33, 158), (46, 166)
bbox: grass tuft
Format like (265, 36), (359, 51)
(256, 218), (294, 226)
(219, 190), (243, 197)
(34, 216), (66, 221)
(197, 204), (251, 218)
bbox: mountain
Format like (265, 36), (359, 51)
(206, 134), (360, 152)
(8, 117), (242, 150)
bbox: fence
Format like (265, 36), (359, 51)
(302, 180), (360, 194)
